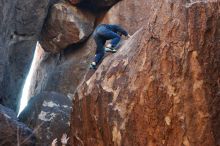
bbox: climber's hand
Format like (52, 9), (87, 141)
(51, 138), (57, 146)
(61, 133), (69, 145)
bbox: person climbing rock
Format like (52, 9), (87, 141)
(90, 24), (131, 69)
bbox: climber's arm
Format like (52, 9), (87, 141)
(109, 24), (128, 36)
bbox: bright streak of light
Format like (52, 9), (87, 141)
(17, 42), (40, 116)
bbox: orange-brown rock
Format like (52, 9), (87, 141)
(70, 1), (220, 146)
(101, 0), (151, 33)
(40, 2), (95, 53)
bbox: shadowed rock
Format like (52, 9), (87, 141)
(27, 36), (95, 102)
(68, 0), (119, 8)
(0, 104), (36, 146)
(0, 0), (59, 111)
(19, 91), (72, 146)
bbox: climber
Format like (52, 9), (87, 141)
(90, 24), (130, 69)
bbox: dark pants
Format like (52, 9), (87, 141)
(93, 26), (121, 64)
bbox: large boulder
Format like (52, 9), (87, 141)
(0, 0), (59, 111)
(40, 2), (95, 53)
(0, 104), (36, 146)
(70, 1), (220, 146)
(19, 91), (72, 146)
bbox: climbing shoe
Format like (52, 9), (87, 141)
(105, 43), (117, 53)
(105, 47), (117, 53)
(89, 62), (97, 69)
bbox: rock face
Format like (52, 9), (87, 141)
(0, 104), (36, 146)
(70, 1), (220, 146)
(101, 0), (151, 33)
(19, 92), (72, 146)
(40, 2), (95, 53)
(69, 0), (119, 8)
(0, 0), (58, 111)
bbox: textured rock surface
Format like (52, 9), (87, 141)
(0, 0), (58, 111)
(19, 92), (72, 146)
(0, 104), (36, 146)
(40, 2), (95, 53)
(101, 0), (151, 34)
(70, 1), (220, 146)
(28, 37), (95, 101)
(68, 0), (119, 8)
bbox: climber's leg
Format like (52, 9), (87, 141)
(110, 35), (121, 48)
(90, 36), (106, 69)
(101, 30), (121, 48)
(96, 26), (121, 49)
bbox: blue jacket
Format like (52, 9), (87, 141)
(95, 24), (128, 36)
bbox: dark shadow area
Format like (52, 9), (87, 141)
(63, 40), (88, 56)
(75, 1), (111, 13)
